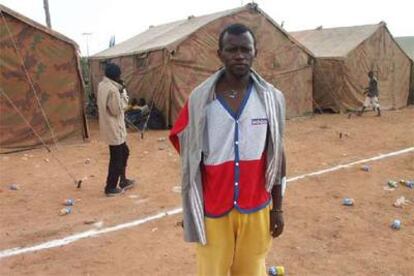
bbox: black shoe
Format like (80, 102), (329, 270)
(105, 187), (123, 197)
(120, 179), (136, 191)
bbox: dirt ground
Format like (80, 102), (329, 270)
(0, 108), (413, 275)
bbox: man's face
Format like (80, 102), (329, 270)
(218, 31), (256, 79)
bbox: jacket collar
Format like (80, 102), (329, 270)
(201, 68), (269, 104)
(103, 76), (122, 89)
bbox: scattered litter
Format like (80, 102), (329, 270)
(151, 227), (158, 233)
(342, 197), (354, 206)
(44, 158), (50, 163)
(9, 184), (19, 190)
(89, 174), (95, 178)
(172, 186), (181, 193)
(73, 177), (87, 189)
(84, 219), (97, 225)
(74, 178), (84, 189)
(175, 220), (184, 228)
(387, 180), (398, 188)
(391, 219), (401, 230)
(59, 207), (72, 216)
(399, 179), (414, 189)
(93, 221), (104, 228)
(383, 186), (395, 191)
(393, 196), (410, 208)
(84, 158), (91, 164)
(63, 198), (75, 206)
(158, 146), (165, 151)
(157, 137), (166, 142)
(338, 132), (350, 139)
(268, 266), (285, 276)
(361, 165), (370, 172)
(128, 194), (139, 199)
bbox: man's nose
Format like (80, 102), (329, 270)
(234, 49), (245, 59)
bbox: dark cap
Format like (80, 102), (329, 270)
(105, 63), (121, 81)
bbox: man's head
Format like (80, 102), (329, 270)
(217, 23), (256, 79)
(105, 63), (121, 82)
(368, 71), (374, 79)
(131, 98), (138, 105)
(138, 98), (146, 106)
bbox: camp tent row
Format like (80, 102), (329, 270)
(89, 3), (314, 126)
(0, 4), (88, 152)
(396, 36), (414, 105)
(291, 23), (412, 112)
(90, 4), (412, 126)
(1, 3), (412, 152)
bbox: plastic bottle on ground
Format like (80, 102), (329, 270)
(268, 266), (285, 276)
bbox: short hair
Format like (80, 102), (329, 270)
(368, 71), (374, 77)
(138, 98), (146, 106)
(131, 98), (138, 105)
(218, 23), (256, 50)
(105, 63), (121, 80)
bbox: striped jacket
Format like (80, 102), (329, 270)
(170, 68), (286, 244)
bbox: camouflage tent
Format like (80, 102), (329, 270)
(291, 23), (411, 112)
(396, 36), (414, 105)
(0, 4), (88, 152)
(89, 3), (314, 126)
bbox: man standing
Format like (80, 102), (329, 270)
(358, 71), (381, 116)
(169, 24), (286, 275)
(97, 63), (135, 196)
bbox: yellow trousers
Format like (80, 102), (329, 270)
(196, 206), (272, 276)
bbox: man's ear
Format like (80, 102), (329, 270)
(217, 49), (223, 62)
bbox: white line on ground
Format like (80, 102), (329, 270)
(287, 147), (414, 183)
(1, 147), (413, 259)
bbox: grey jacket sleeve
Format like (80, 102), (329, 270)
(178, 128), (201, 242)
(275, 90), (286, 186)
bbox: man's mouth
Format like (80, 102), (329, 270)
(233, 63), (248, 69)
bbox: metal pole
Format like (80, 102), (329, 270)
(43, 0), (52, 28)
(82, 32), (93, 57)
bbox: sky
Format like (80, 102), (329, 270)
(1, 0), (413, 56)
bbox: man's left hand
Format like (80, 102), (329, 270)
(270, 210), (284, 238)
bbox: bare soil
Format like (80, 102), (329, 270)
(1, 108), (413, 276)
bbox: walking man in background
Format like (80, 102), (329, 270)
(97, 63), (135, 196)
(358, 71), (381, 116)
(169, 23), (286, 275)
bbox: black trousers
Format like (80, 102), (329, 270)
(106, 142), (129, 191)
